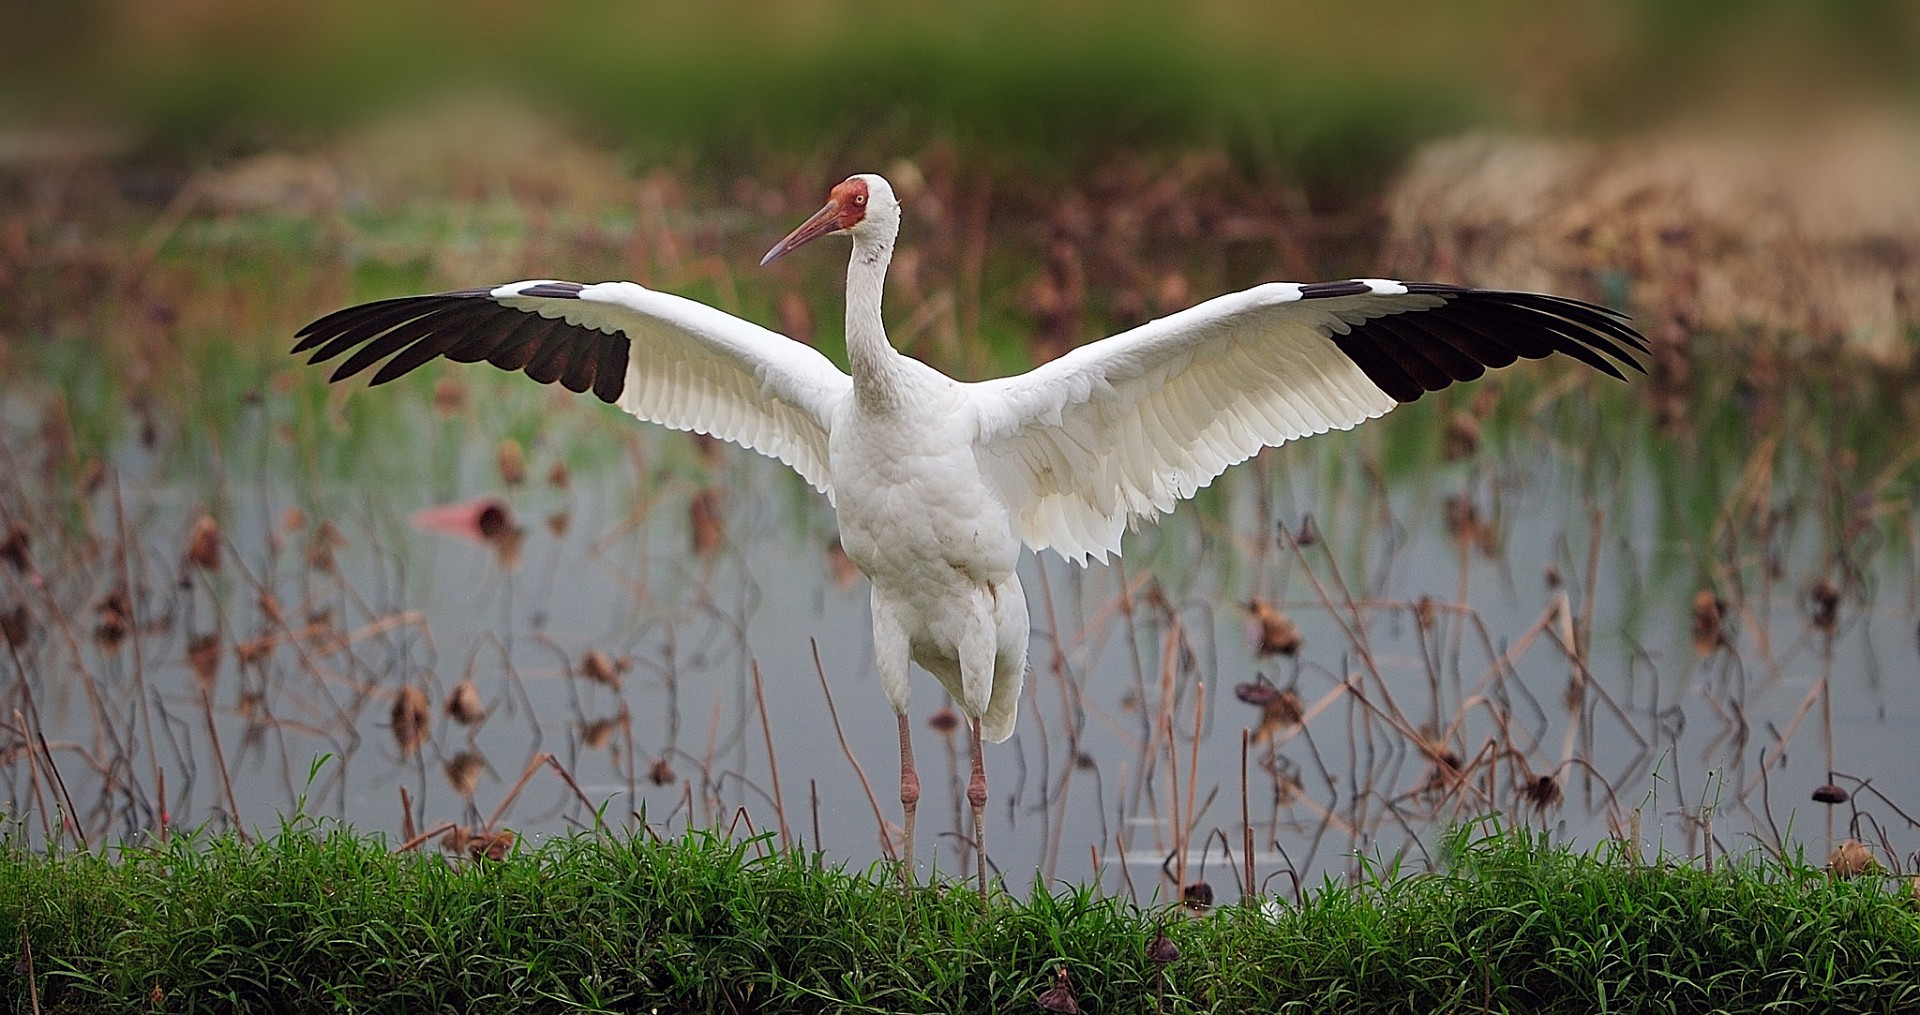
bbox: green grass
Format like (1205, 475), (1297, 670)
(5, 823), (1918, 1013)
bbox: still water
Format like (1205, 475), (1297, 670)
(4, 348), (1918, 902)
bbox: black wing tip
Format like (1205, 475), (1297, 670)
(291, 287), (514, 353)
(1317, 278), (1651, 400)
(1424, 286), (1649, 371)
(292, 282), (627, 402)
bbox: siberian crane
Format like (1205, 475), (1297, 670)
(294, 173), (1646, 890)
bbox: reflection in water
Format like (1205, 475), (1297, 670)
(1, 370), (1917, 903)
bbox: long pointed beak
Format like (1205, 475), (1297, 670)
(760, 200), (842, 266)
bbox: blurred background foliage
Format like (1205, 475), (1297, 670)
(2, 0), (1917, 414)
(5, 0), (1916, 189)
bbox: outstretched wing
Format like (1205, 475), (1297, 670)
(294, 280), (853, 496)
(968, 280), (1647, 562)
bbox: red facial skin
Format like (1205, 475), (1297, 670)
(761, 177), (870, 265)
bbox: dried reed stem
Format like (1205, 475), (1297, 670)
(809, 640), (894, 859)
(1241, 728), (1254, 899)
(749, 659), (791, 847)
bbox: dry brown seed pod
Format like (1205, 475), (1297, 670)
(580, 650), (624, 689)
(0, 526), (26, 573)
(444, 752), (485, 797)
(1441, 410), (1481, 462)
(306, 522), (344, 573)
(187, 632), (221, 689)
(1414, 594), (1437, 631)
(689, 487), (724, 556)
(580, 716), (619, 749)
(444, 679), (485, 725)
(391, 686), (431, 756)
(439, 825), (472, 855)
(433, 376), (467, 417)
(476, 502), (514, 541)
(1037, 966), (1080, 1014)
(1521, 774), (1563, 811)
(1182, 880), (1214, 912)
(94, 587), (131, 650)
(1809, 578), (1840, 631)
(1250, 686), (1305, 745)
(233, 635), (272, 667)
(486, 525), (524, 572)
(184, 514), (221, 570)
(1443, 495), (1499, 556)
(1146, 930), (1179, 965)
(1, 604), (30, 648)
(496, 439), (527, 486)
(1419, 746), (1465, 795)
(1261, 688), (1304, 727)
(1244, 599), (1302, 657)
(1828, 838), (1877, 878)
(1811, 784), (1849, 805)
(469, 830), (515, 861)
(1691, 589), (1728, 654)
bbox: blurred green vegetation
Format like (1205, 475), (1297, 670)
(6, 0), (1917, 191)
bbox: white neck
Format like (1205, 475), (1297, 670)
(845, 227), (906, 410)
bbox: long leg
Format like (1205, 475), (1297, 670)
(870, 594), (916, 885)
(897, 710), (919, 888)
(968, 715), (987, 893)
(952, 595), (1002, 895)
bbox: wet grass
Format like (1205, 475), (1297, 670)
(4, 821), (1918, 1013)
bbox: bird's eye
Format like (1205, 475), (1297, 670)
(855, 194), (866, 205)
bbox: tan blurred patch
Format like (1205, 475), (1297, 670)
(202, 93), (638, 281)
(1383, 115), (1920, 362)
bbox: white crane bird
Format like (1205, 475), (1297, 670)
(294, 173), (1646, 889)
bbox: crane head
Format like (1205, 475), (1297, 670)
(760, 174), (892, 266)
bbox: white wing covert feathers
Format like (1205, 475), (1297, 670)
(969, 280), (1646, 562)
(292, 280), (852, 497)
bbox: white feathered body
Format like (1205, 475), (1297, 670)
(830, 360), (1027, 743)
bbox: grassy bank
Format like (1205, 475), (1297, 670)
(5, 824), (1918, 1013)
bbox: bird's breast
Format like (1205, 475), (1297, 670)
(827, 405), (1020, 596)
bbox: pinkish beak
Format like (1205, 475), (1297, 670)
(760, 200), (843, 266)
